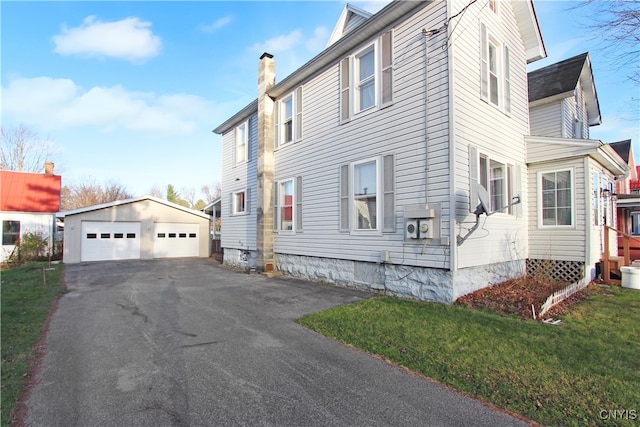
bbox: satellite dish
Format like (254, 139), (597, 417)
(476, 184), (491, 216)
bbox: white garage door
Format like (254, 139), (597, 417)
(153, 223), (199, 258)
(81, 222), (141, 262)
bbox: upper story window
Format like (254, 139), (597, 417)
(539, 169), (573, 227)
(631, 212), (640, 236)
(2, 220), (20, 245)
(276, 87), (303, 147)
(234, 121), (248, 165)
(340, 154), (395, 234)
(480, 23), (511, 114)
(340, 30), (393, 123)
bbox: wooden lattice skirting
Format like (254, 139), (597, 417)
(526, 259), (585, 284)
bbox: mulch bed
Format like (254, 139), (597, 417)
(455, 276), (592, 320)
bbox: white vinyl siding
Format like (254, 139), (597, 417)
(455, 0), (529, 269)
(273, 1), (449, 267)
(529, 102), (563, 138)
(221, 113), (258, 251)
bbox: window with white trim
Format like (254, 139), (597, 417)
(477, 153), (514, 214)
(2, 220), (20, 245)
(340, 30), (393, 122)
(480, 23), (511, 113)
(339, 154), (395, 233)
(593, 172), (600, 226)
(274, 177), (303, 233)
(540, 169), (573, 226)
(234, 121), (248, 165)
(276, 87), (303, 147)
(232, 190), (247, 215)
(279, 179), (294, 231)
(488, 0), (498, 14)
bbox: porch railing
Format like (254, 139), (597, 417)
(602, 226), (640, 282)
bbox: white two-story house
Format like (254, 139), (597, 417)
(214, 0), (550, 303)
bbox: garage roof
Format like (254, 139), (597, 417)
(57, 195), (210, 219)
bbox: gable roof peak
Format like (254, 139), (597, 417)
(326, 3), (373, 48)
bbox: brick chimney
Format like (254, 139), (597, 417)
(256, 52), (276, 272)
(44, 162), (55, 175)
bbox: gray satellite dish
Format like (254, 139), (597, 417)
(475, 184), (491, 216)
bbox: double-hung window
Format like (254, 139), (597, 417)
(540, 169), (573, 227)
(2, 220), (20, 245)
(232, 190), (247, 215)
(276, 87), (303, 147)
(480, 23), (511, 114)
(274, 177), (303, 232)
(340, 154), (395, 233)
(479, 155), (512, 213)
(469, 146), (518, 215)
(234, 121), (248, 165)
(340, 30), (393, 122)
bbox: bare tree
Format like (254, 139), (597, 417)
(202, 182), (222, 202)
(1, 125), (56, 172)
(61, 178), (133, 210)
(573, 0), (640, 85)
(148, 184), (165, 199)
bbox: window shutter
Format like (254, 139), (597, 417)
(273, 182), (279, 231)
(469, 145), (479, 212)
(296, 176), (303, 232)
(274, 101), (280, 148)
(383, 154), (395, 232)
(504, 45), (511, 114)
(231, 128), (237, 166)
(381, 30), (393, 106)
(515, 164), (522, 217)
(480, 23), (488, 101)
(340, 58), (351, 123)
(229, 193), (233, 215)
(295, 87), (303, 142)
(245, 118), (251, 162)
(339, 164), (350, 231)
(245, 190), (250, 214)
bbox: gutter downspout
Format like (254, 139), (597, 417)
(584, 155), (592, 279)
(446, 0), (457, 274)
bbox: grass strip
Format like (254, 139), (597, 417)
(298, 285), (640, 427)
(1, 262), (65, 427)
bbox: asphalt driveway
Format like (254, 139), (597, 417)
(25, 259), (529, 426)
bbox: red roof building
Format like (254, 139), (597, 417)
(0, 166), (61, 213)
(631, 166), (640, 193)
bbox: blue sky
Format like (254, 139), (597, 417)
(2, 1), (638, 200)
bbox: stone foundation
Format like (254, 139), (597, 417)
(276, 253), (525, 303)
(223, 248), (257, 270)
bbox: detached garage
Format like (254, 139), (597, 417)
(60, 196), (210, 263)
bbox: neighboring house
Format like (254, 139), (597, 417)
(59, 196), (210, 263)
(0, 163), (61, 262)
(214, 0), (548, 303)
(526, 52), (630, 281)
(611, 140), (640, 260)
(202, 197), (222, 257)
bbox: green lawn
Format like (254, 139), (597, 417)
(298, 285), (640, 427)
(1, 263), (65, 427)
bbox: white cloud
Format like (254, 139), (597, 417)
(250, 30), (303, 54)
(305, 26), (330, 52)
(1, 76), (218, 135)
(201, 16), (233, 33)
(53, 16), (161, 62)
